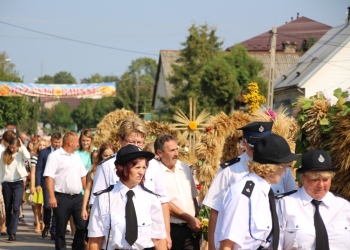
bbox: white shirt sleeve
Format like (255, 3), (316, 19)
(203, 168), (230, 211)
(43, 153), (58, 178)
(149, 162), (169, 203)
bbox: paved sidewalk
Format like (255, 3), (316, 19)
(0, 204), (73, 250)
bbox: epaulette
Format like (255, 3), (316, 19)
(242, 180), (255, 198)
(220, 157), (240, 169)
(275, 190), (297, 200)
(140, 184), (161, 197)
(93, 185), (114, 196)
(98, 154), (116, 165)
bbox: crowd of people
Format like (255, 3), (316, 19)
(0, 117), (349, 250)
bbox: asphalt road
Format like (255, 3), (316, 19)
(0, 204), (73, 250)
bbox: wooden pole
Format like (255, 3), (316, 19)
(267, 27), (277, 110)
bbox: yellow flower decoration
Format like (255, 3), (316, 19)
(243, 82), (266, 113)
(188, 121), (198, 131)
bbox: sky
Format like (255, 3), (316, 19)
(0, 0), (349, 83)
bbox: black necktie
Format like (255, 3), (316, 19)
(311, 199), (329, 250)
(268, 188), (279, 250)
(125, 190), (138, 246)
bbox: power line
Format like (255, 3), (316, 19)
(0, 20), (158, 57)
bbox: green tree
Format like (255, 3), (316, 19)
(93, 97), (116, 125)
(50, 102), (72, 131)
(81, 74), (119, 84)
(0, 52), (38, 132)
(81, 73), (104, 83)
(71, 99), (96, 130)
(161, 25), (267, 116)
(18, 100), (40, 135)
(36, 75), (54, 84)
(40, 107), (52, 126)
(162, 24), (223, 115)
(200, 54), (240, 113)
(53, 71), (77, 84)
(0, 97), (30, 128)
(115, 58), (157, 113)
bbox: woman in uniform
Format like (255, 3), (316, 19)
(215, 134), (299, 250)
(88, 144), (166, 250)
(278, 149), (350, 250)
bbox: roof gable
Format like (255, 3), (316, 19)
(227, 17), (332, 52)
(274, 23), (350, 90)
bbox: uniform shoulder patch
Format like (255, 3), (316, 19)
(220, 157), (240, 169)
(98, 154), (116, 165)
(242, 180), (255, 198)
(93, 185), (114, 196)
(275, 189), (297, 200)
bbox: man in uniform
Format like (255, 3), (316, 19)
(151, 134), (201, 250)
(203, 121), (297, 250)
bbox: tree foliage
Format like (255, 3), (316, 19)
(93, 97), (116, 125)
(71, 99), (96, 131)
(36, 75), (54, 84)
(50, 102), (72, 131)
(161, 24), (267, 116)
(162, 24), (224, 114)
(81, 73), (119, 84)
(53, 71), (77, 84)
(115, 58), (157, 113)
(0, 52), (40, 132)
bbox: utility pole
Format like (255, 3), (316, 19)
(135, 75), (139, 115)
(267, 27), (277, 110)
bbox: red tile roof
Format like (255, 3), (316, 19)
(227, 17), (332, 52)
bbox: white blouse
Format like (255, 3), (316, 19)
(88, 181), (166, 250)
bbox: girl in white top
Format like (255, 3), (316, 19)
(88, 144), (166, 250)
(0, 137), (30, 241)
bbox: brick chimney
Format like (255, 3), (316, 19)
(282, 41), (297, 53)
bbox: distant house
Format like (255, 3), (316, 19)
(226, 16), (331, 53)
(152, 50), (180, 112)
(273, 22), (350, 112)
(152, 16), (332, 113)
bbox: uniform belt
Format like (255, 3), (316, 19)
(55, 192), (80, 197)
(170, 222), (188, 227)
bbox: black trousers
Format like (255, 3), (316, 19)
(42, 178), (56, 234)
(170, 223), (200, 250)
(2, 181), (24, 236)
(54, 193), (87, 250)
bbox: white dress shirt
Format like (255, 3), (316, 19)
(90, 155), (169, 205)
(215, 173), (274, 250)
(43, 147), (87, 194)
(88, 181), (166, 250)
(278, 186), (350, 250)
(203, 152), (297, 211)
(156, 159), (198, 224)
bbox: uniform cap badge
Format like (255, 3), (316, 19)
(318, 154), (325, 162)
(258, 125), (264, 133)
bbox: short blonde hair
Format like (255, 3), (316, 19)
(301, 171), (335, 179)
(118, 117), (147, 140)
(248, 160), (292, 178)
